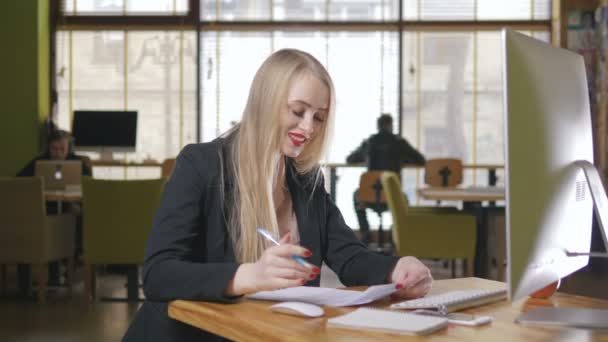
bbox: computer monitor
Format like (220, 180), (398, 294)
(72, 110), (138, 159)
(503, 29), (608, 302)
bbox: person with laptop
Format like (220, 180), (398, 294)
(346, 114), (426, 244)
(17, 129), (92, 178)
(15, 129), (91, 296)
(123, 49), (432, 341)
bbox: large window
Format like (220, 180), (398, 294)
(55, 0), (552, 228)
(56, 30), (197, 161)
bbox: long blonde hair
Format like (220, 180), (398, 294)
(224, 49), (336, 263)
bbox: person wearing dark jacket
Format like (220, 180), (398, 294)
(17, 129), (92, 178)
(15, 129), (92, 296)
(123, 49), (432, 341)
(346, 114), (425, 244)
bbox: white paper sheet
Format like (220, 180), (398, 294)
(246, 284), (398, 307)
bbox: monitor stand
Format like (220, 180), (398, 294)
(99, 149), (117, 162)
(515, 160), (608, 328)
(564, 160), (608, 258)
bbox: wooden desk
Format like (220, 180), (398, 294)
(44, 189), (82, 203)
(168, 278), (608, 341)
(322, 164), (504, 203)
(44, 188), (82, 214)
(418, 186), (505, 202)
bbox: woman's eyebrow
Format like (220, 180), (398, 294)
(288, 99), (328, 111)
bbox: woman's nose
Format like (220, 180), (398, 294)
(299, 114), (314, 135)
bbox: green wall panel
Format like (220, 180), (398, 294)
(0, 1), (49, 176)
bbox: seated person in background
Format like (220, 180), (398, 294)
(123, 49), (432, 342)
(17, 129), (92, 178)
(346, 114), (425, 244)
(16, 129), (91, 294)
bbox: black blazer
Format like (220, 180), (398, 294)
(123, 138), (399, 341)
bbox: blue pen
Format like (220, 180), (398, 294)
(256, 227), (312, 269)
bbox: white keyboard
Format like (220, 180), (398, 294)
(390, 289), (507, 314)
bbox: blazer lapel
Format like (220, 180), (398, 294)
(286, 160), (321, 268)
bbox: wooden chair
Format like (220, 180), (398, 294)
(356, 171), (389, 250)
(382, 172), (477, 277)
(82, 178), (164, 302)
(161, 158), (176, 179)
(424, 158), (463, 188)
(0, 177), (76, 303)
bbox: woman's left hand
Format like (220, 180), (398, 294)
(389, 256), (433, 299)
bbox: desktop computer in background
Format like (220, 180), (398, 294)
(72, 110), (138, 161)
(503, 29), (608, 325)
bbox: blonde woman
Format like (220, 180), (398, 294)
(124, 49), (432, 341)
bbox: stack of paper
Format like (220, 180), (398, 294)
(247, 284), (398, 307)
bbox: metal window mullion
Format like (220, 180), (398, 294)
(474, 0), (477, 21)
(196, 21), (201, 142)
(123, 30), (129, 177)
(531, 0), (535, 20)
(270, 0), (274, 20)
(415, 31), (421, 205)
(69, 31), (74, 127)
(397, 0), (403, 134)
(380, 31), (385, 113)
(215, 31), (220, 138)
(472, 32), (478, 185)
(179, 31), (184, 148)
(124, 31), (128, 110)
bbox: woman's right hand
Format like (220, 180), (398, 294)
(225, 233), (320, 296)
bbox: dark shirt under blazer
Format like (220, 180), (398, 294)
(123, 138), (400, 341)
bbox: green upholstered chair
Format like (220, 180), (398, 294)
(81, 177), (164, 301)
(356, 171), (390, 251)
(381, 172), (477, 277)
(0, 177), (76, 303)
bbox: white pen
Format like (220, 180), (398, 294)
(256, 227), (313, 269)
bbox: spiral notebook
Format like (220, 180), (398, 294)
(327, 308), (448, 335)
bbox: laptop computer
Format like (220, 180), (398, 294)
(35, 160), (83, 190)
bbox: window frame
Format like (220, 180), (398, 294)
(51, 0), (554, 143)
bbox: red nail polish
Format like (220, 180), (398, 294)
(396, 283), (404, 290)
(303, 250), (312, 257)
(313, 267), (321, 274)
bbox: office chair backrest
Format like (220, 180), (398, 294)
(0, 177), (46, 261)
(424, 158), (463, 187)
(380, 172), (408, 244)
(356, 171), (386, 206)
(161, 158), (176, 179)
(82, 177), (164, 265)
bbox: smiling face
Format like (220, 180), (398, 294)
(279, 72), (329, 158)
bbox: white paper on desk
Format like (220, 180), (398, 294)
(246, 284), (397, 307)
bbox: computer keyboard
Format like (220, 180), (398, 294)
(390, 288), (508, 314)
